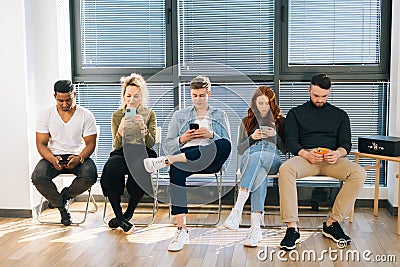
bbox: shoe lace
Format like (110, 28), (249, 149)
(171, 230), (183, 243)
(246, 227), (259, 240)
(227, 209), (239, 223)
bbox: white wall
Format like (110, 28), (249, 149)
(0, 0), (70, 212)
(387, 0), (400, 208)
(0, 0), (30, 209)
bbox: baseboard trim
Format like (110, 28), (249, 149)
(0, 209), (32, 218)
(386, 201), (399, 216)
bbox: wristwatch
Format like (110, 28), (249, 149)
(79, 156), (85, 164)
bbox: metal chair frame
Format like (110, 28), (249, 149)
(168, 170), (224, 226)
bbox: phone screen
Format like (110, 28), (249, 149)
(189, 123), (199, 130)
(58, 154), (70, 165)
(125, 108), (136, 118)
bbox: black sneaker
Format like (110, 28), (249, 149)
(119, 219), (135, 234)
(280, 227), (301, 250)
(107, 218), (121, 229)
(58, 207), (72, 226)
(322, 222), (351, 243)
(123, 211), (133, 221)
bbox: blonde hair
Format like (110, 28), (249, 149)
(119, 73), (148, 108)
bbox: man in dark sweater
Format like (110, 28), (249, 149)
(279, 74), (366, 250)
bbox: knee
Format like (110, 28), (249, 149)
(351, 165), (367, 185)
(216, 138), (231, 154)
(31, 161), (48, 185)
(80, 160), (98, 184)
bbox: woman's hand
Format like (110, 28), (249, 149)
(117, 117), (134, 136)
(262, 127), (276, 138)
(132, 114), (145, 129)
(251, 129), (263, 140)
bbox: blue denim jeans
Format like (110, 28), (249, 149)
(239, 141), (281, 213)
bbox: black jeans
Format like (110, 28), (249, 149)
(100, 144), (156, 220)
(170, 138), (231, 215)
(31, 158), (97, 208)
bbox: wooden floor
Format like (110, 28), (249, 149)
(1, 203), (399, 267)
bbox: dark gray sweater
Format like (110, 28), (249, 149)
(285, 101), (352, 155)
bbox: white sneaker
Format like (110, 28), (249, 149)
(144, 156), (167, 173)
(223, 208), (242, 230)
(168, 229), (189, 252)
(244, 226), (262, 247)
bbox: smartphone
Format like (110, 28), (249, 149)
(315, 147), (328, 155)
(58, 154), (70, 165)
(125, 108), (136, 118)
(189, 123), (199, 130)
(259, 126), (271, 131)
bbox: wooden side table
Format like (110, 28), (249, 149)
(350, 151), (400, 235)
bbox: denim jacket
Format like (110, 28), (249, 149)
(164, 105), (231, 155)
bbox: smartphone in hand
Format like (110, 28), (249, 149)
(315, 147), (328, 155)
(259, 125), (270, 131)
(189, 123), (199, 130)
(125, 108), (136, 119)
(58, 154), (71, 165)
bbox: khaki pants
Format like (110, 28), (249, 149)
(278, 156), (367, 223)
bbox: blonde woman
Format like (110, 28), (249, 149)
(100, 73), (157, 234)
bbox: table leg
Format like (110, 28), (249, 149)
(397, 163), (400, 235)
(374, 159), (380, 217)
(349, 155), (360, 223)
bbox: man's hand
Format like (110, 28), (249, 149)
(52, 156), (64, 170)
(192, 127), (213, 139)
(179, 127), (213, 144)
(323, 149), (342, 164)
(299, 149), (325, 164)
(65, 155), (81, 169)
(179, 129), (196, 144)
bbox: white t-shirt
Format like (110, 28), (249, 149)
(36, 105), (97, 155)
(182, 116), (212, 149)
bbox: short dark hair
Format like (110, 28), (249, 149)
(311, 74), (331, 90)
(54, 80), (74, 93)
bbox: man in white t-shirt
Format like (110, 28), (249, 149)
(31, 80), (98, 226)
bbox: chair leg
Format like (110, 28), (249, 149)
(182, 171), (223, 227)
(37, 188), (94, 225)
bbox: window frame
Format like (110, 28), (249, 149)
(70, 0), (174, 82)
(278, 0), (391, 81)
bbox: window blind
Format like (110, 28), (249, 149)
(279, 81), (389, 185)
(288, 0), (381, 65)
(80, 0), (166, 68)
(178, 0), (274, 75)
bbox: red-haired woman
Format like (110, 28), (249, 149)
(223, 86), (286, 247)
